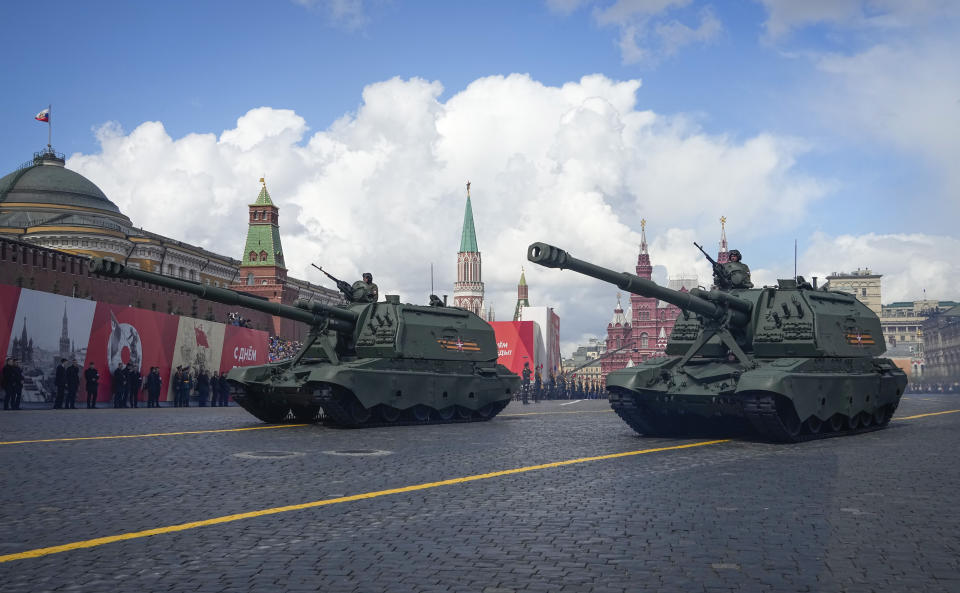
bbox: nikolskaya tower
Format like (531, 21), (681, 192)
(453, 181), (485, 318)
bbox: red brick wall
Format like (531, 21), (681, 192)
(0, 238), (308, 341)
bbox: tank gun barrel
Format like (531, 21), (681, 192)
(89, 258), (357, 332)
(527, 242), (751, 325)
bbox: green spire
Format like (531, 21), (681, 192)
(241, 179), (285, 269)
(519, 269), (527, 286)
(253, 178), (274, 205)
(459, 184), (479, 253)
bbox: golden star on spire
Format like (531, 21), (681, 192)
(720, 215), (726, 229)
(641, 219), (646, 230)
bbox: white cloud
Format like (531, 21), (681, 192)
(803, 232), (960, 303)
(758, 0), (960, 39)
(68, 74), (825, 352)
(548, 0), (721, 64)
(813, 40), (960, 207)
(292, 0), (370, 29)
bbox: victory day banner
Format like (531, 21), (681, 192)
(5, 288), (97, 404)
(86, 303), (179, 403)
(489, 321), (537, 376)
(220, 324), (268, 374)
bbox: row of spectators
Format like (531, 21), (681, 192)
(227, 312), (253, 328)
(269, 336), (303, 362)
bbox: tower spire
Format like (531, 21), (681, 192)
(513, 267), (530, 321)
(636, 219), (652, 279)
(454, 181), (485, 317)
(717, 215), (729, 264)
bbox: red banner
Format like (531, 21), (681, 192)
(489, 321), (536, 376)
(0, 285), (21, 360)
(220, 325), (269, 374)
(85, 304), (179, 402)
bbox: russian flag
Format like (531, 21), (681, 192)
(35, 108), (50, 122)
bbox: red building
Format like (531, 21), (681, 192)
(601, 219), (730, 378)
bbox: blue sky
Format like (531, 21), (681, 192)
(2, 0), (958, 352)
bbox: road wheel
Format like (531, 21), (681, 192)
(347, 396), (371, 425)
(409, 404), (432, 422)
(805, 416), (822, 435)
(378, 405), (401, 423)
(437, 407), (455, 421)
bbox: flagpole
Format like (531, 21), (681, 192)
(48, 104), (52, 150)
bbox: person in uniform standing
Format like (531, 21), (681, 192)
(9, 360), (23, 410)
(54, 359), (67, 409)
(218, 373), (231, 407)
(521, 362), (531, 404)
(65, 360), (80, 409)
(112, 362), (128, 408)
(2, 358), (13, 410)
(84, 362), (100, 408)
(126, 363), (142, 408)
(210, 372), (222, 407)
(171, 367), (183, 407)
(179, 366), (193, 407)
(196, 369), (210, 407)
(145, 367), (162, 408)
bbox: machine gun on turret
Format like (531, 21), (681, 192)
(311, 263), (355, 301)
(694, 241), (732, 289)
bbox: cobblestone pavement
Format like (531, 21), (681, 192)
(0, 395), (958, 592)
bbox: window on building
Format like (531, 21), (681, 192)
(249, 251), (257, 261)
(246, 273), (254, 286)
(640, 333), (648, 348)
(260, 250), (268, 261)
(862, 288), (867, 297)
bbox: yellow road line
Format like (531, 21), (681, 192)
(501, 409), (614, 417)
(0, 424), (309, 446)
(0, 439), (729, 563)
(894, 409), (960, 421)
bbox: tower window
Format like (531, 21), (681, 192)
(249, 251), (258, 261)
(260, 250), (268, 261)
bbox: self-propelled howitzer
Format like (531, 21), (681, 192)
(90, 258), (519, 426)
(527, 242), (907, 442)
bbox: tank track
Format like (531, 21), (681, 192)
(609, 388), (897, 442)
(317, 387), (510, 429)
(742, 393), (897, 443)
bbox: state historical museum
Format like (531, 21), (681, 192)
(601, 219), (731, 379)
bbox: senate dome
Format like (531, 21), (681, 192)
(0, 149), (132, 231)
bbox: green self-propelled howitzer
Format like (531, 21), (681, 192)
(527, 242), (907, 442)
(89, 258), (519, 427)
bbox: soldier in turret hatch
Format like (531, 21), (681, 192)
(350, 273), (379, 303)
(715, 249), (754, 290)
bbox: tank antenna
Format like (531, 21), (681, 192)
(794, 239), (798, 280)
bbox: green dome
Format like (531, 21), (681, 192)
(0, 153), (123, 216)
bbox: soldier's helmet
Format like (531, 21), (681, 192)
(729, 249), (742, 260)
(362, 273), (372, 281)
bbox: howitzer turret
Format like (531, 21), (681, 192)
(527, 242), (907, 442)
(90, 258), (518, 427)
